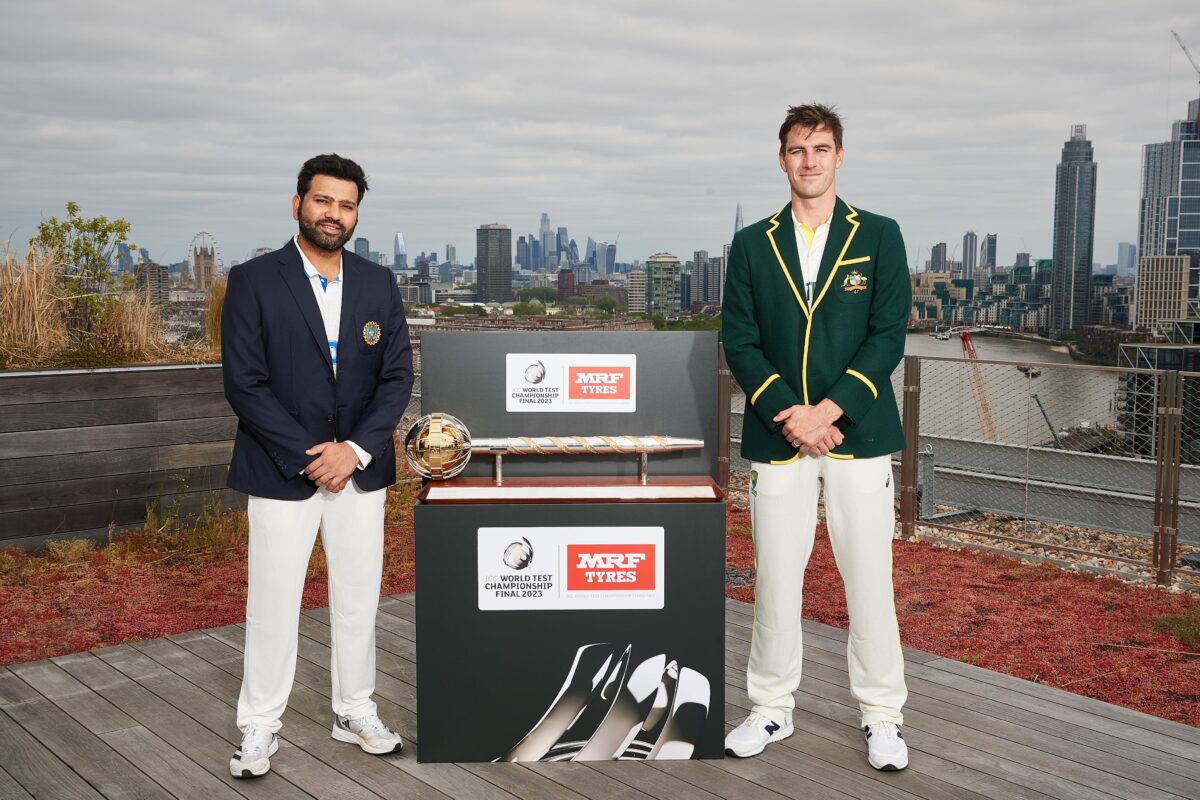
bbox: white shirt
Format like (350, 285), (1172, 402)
(294, 236), (371, 470)
(791, 209), (832, 303)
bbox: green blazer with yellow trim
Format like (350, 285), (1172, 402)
(721, 198), (911, 464)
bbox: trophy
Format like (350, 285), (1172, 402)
(404, 413), (703, 486)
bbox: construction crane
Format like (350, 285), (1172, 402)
(959, 331), (997, 441)
(1172, 30), (1200, 89)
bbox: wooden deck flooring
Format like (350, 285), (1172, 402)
(2, 594), (1198, 799)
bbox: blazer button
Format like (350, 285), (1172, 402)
(327, 377), (333, 384)
(327, 415), (335, 423)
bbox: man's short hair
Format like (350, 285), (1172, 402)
(778, 104), (843, 153)
(296, 154), (369, 203)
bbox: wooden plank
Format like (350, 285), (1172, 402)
(725, 642), (1180, 800)
(588, 761), (727, 800)
(0, 416), (237, 459)
(91, 646), (317, 800)
(0, 487), (241, 545)
(102, 725), (246, 800)
(0, 367), (223, 406)
(123, 638), (387, 800)
(0, 396), (159, 433)
(0, 674), (173, 799)
(0, 708), (105, 800)
(654, 758), (862, 800)
(523, 762), (660, 800)
(460, 763), (592, 800)
(9, 660), (139, 736)
(53, 651), (308, 800)
(0, 762), (33, 800)
(158, 392), (234, 421)
(0, 464), (230, 513)
(154, 634), (501, 800)
(924, 656), (1200, 747)
(0, 393), (233, 434)
(0, 441), (234, 487)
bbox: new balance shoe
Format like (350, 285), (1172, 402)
(331, 714), (404, 754)
(864, 721), (908, 771)
(724, 711), (794, 757)
(229, 724), (278, 778)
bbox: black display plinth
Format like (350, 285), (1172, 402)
(414, 498), (726, 763)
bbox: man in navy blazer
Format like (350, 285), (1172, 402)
(221, 154), (413, 778)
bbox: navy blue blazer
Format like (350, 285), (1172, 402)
(221, 240), (414, 500)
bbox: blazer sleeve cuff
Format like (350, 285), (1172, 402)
(825, 368), (878, 425)
(748, 373), (802, 431)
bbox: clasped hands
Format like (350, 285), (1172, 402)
(774, 398), (845, 458)
(304, 441), (359, 492)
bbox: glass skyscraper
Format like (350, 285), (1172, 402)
(1138, 98), (1200, 265)
(476, 223), (513, 303)
(1051, 125), (1097, 334)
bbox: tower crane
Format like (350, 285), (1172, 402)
(1171, 30), (1200, 88)
(959, 331), (997, 441)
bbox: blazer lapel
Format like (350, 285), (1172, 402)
(337, 256), (359, 362)
(277, 242), (334, 373)
(810, 197), (861, 312)
(764, 204), (810, 318)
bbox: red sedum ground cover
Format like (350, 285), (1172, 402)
(3, 500), (1198, 727)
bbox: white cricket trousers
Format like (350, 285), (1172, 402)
(236, 480), (386, 733)
(746, 454), (907, 727)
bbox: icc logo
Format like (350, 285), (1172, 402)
(503, 537), (534, 570)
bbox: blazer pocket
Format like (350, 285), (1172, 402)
(834, 264), (873, 303)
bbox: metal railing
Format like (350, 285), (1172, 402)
(722, 348), (1200, 588)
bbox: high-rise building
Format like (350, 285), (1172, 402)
(627, 270), (647, 314)
(531, 238), (542, 271)
(1117, 242), (1137, 276)
(962, 231), (978, 279)
(695, 249), (722, 304)
(135, 261), (170, 306)
(540, 229), (556, 273)
(556, 227), (569, 261)
(734, 203), (744, 236)
(354, 237), (370, 259)
(446, 244), (457, 265)
(557, 268), (575, 300)
(585, 237), (597, 265)
(1015, 252), (1031, 268)
(645, 253), (682, 315)
(1133, 255), (1197, 333)
(930, 242), (947, 273)
(596, 242), (617, 275)
(1137, 95), (1199, 317)
(393, 233), (407, 269)
(476, 223), (513, 303)
(980, 234), (998, 276)
(539, 212), (551, 238)
(516, 236), (529, 269)
(1051, 124), (1098, 334)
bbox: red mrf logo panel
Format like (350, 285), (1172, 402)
(567, 367), (631, 400)
(566, 544), (655, 590)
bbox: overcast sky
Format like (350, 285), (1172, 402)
(3, 1), (1198, 271)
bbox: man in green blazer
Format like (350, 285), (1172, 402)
(722, 104), (911, 771)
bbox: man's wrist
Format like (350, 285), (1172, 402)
(817, 398), (843, 425)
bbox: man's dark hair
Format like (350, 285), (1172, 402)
(778, 104), (843, 153)
(296, 154), (369, 203)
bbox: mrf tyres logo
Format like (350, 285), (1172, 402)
(567, 544), (655, 590)
(568, 366), (631, 400)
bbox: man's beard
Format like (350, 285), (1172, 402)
(298, 214), (355, 252)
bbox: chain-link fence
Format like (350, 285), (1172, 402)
(726, 351), (1200, 587)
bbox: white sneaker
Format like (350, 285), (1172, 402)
(724, 711), (794, 757)
(229, 725), (278, 778)
(864, 721), (908, 771)
(331, 714), (404, 755)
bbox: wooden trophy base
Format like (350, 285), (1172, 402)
(418, 475), (723, 504)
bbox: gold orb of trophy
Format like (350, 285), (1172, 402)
(403, 413), (472, 479)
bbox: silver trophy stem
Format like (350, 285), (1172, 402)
(494, 453), (504, 486)
(639, 452), (648, 485)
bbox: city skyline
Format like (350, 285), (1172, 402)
(2, 3), (1197, 269)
